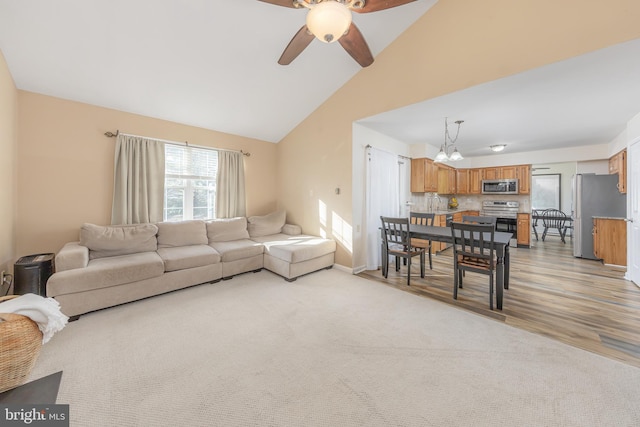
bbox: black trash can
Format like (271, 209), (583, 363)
(14, 253), (55, 296)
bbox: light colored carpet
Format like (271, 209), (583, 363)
(30, 269), (640, 426)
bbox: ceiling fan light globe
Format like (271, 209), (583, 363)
(306, 1), (352, 44)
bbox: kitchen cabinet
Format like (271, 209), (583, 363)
(483, 168), (500, 180)
(517, 164), (531, 194)
(469, 169), (482, 194)
(410, 158), (425, 192)
(432, 214), (448, 252)
(608, 149), (626, 194)
(426, 159), (439, 192)
(517, 213), (530, 247)
(437, 165), (456, 194)
(410, 158), (438, 193)
(500, 166), (518, 179)
(593, 218), (627, 265)
(456, 169), (470, 194)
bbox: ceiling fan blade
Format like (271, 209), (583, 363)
(257, 0), (298, 8)
(355, 0), (417, 13)
(278, 25), (315, 65)
(338, 23), (374, 67)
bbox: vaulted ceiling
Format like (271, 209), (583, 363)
(1, 1), (639, 157)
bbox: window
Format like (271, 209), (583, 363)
(164, 144), (218, 221)
(531, 174), (561, 210)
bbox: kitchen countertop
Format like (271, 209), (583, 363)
(592, 216), (626, 220)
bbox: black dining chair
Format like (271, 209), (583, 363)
(409, 212), (435, 270)
(462, 215), (497, 226)
(450, 221), (497, 310)
(541, 209), (568, 243)
(531, 209), (541, 241)
(380, 216), (425, 286)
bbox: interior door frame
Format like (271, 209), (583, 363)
(627, 136), (640, 286)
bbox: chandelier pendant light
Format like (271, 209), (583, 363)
(434, 117), (464, 163)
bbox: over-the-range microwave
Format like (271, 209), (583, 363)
(482, 179), (519, 194)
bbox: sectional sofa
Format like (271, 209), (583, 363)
(46, 211), (336, 319)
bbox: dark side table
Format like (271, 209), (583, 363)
(0, 371), (62, 404)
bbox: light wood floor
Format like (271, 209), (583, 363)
(358, 233), (640, 368)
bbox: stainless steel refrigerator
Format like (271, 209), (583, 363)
(572, 173), (627, 259)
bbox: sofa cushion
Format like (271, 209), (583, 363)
(157, 220), (208, 248)
(209, 240), (264, 262)
(157, 245), (221, 272)
(48, 251), (165, 295)
(252, 234), (337, 263)
(247, 210), (286, 237)
(206, 217), (250, 242)
(80, 223), (158, 260)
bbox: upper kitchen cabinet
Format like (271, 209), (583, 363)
(456, 169), (470, 194)
(469, 169), (482, 194)
(608, 149), (627, 194)
(437, 164), (457, 194)
(517, 165), (531, 194)
(483, 167), (500, 180)
(411, 158), (438, 193)
(482, 165), (530, 194)
(499, 166), (518, 179)
(411, 158), (425, 192)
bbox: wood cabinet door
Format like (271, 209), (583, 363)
(456, 169), (469, 194)
(469, 169), (482, 194)
(593, 218), (627, 265)
(517, 213), (530, 247)
(411, 158), (426, 192)
(517, 165), (531, 194)
(483, 168), (500, 180)
(500, 166), (517, 179)
(426, 159), (439, 192)
(437, 165), (456, 194)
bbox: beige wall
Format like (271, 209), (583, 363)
(0, 50), (18, 279)
(277, 0), (640, 268)
(17, 92), (278, 256)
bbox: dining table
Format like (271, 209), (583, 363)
(382, 224), (513, 310)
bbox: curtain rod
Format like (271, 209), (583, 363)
(104, 130), (251, 157)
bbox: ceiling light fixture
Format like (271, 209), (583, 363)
(306, 1), (352, 43)
(490, 144), (507, 152)
(434, 118), (464, 162)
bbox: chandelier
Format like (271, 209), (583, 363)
(434, 117), (464, 162)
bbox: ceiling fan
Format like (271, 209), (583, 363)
(258, 0), (417, 67)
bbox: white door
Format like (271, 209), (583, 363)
(628, 137), (640, 286)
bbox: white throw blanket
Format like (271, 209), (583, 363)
(1, 293), (68, 344)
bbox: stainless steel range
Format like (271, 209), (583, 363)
(481, 200), (519, 243)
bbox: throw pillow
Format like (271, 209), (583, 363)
(80, 223), (158, 259)
(156, 220), (208, 248)
(206, 217), (250, 242)
(247, 210), (286, 237)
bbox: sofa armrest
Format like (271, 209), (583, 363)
(56, 242), (89, 271)
(282, 224), (302, 236)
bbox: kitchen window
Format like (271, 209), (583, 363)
(164, 144), (218, 221)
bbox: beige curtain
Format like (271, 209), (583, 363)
(111, 134), (165, 224)
(216, 151), (246, 218)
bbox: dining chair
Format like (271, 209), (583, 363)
(462, 215), (497, 226)
(380, 216), (425, 286)
(450, 221), (497, 310)
(531, 209), (541, 241)
(409, 212), (435, 270)
(541, 209), (568, 243)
